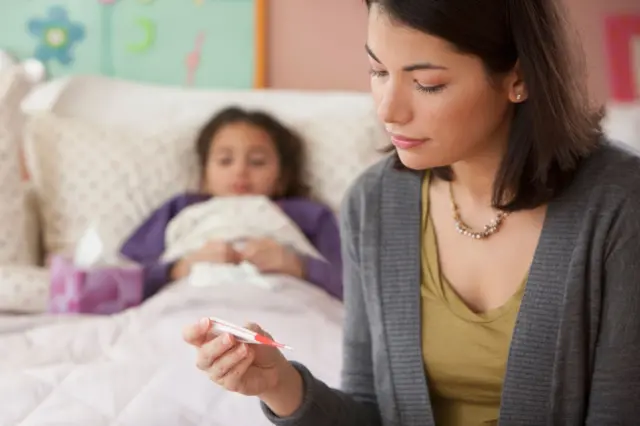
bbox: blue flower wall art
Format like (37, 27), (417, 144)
(27, 6), (85, 66)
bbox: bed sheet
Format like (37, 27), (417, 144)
(0, 276), (343, 426)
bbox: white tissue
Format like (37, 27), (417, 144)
(161, 196), (325, 263)
(73, 226), (105, 268)
(189, 261), (279, 290)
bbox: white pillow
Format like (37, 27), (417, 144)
(0, 265), (49, 313)
(0, 65), (41, 265)
(24, 112), (199, 257)
(22, 74), (387, 209)
(292, 108), (383, 211)
(24, 107), (384, 259)
(21, 76), (71, 115)
(22, 75), (382, 131)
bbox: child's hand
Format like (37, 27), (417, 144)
(240, 238), (305, 279)
(192, 241), (240, 264)
(171, 241), (240, 280)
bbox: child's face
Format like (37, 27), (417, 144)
(203, 122), (283, 197)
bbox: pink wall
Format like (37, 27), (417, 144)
(565, 0), (640, 103)
(267, 0), (369, 92)
(267, 0), (640, 103)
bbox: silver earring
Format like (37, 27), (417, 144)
(516, 94), (522, 101)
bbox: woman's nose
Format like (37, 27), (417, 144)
(377, 84), (413, 126)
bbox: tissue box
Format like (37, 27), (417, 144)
(48, 255), (144, 315)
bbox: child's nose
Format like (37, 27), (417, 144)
(233, 162), (250, 176)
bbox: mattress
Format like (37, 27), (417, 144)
(0, 277), (343, 425)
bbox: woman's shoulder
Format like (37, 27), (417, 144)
(563, 140), (640, 245)
(341, 155), (398, 213)
(340, 154), (423, 229)
(574, 140), (640, 202)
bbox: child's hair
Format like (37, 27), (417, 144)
(195, 106), (310, 198)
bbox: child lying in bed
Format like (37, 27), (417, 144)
(120, 107), (342, 301)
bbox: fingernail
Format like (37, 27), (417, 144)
(224, 333), (232, 345)
(199, 318), (209, 331)
(238, 344), (246, 356)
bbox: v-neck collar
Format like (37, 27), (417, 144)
(377, 166), (580, 425)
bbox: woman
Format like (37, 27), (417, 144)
(182, 0), (640, 424)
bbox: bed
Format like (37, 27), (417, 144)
(0, 276), (343, 426)
(0, 74), (387, 425)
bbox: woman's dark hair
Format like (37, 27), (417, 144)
(366, 0), (603, 211)
(195, 106), (310, 198)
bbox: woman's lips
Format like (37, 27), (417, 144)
(390, 134), (429, 150)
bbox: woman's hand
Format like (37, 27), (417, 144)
(182, 318), (304, 416)
(240, 238), (305, 278)
(171, 241), (240, 280)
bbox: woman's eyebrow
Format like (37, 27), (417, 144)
(365, 44), (448, 71)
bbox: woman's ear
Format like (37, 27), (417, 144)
(506, 60), (528, 103)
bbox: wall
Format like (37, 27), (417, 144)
(268, 0), (369, 92)
(268, 0), (640, 103)
(566, 0), (640, 103)
(0, 1), (258, 89)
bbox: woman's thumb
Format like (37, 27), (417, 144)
(183, 317), (211, 347)
(245, 322), (273, 339)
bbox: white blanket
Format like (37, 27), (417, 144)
(0, 276), (343, 426)
(162, 196), (323, 262)
(162, 196), (327, 290)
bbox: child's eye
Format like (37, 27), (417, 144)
(250, 158), (267, 166)
(217, 157), (233, 166)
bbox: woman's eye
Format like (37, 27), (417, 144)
(415, 82), (446, 94)
(217, 158), (232, 166)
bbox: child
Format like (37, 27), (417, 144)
(120, 107), (342, 301)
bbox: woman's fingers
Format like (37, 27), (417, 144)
(216, 347), (256, 392)
(196, 332), (237, 371)
(183, 317), (211, 347)
(207, 342), (250, 381)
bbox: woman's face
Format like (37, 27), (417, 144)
(367, 6), (518, 170)
(203, 122), (283, 197)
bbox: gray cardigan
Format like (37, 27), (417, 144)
(263, 141), (640, 426)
